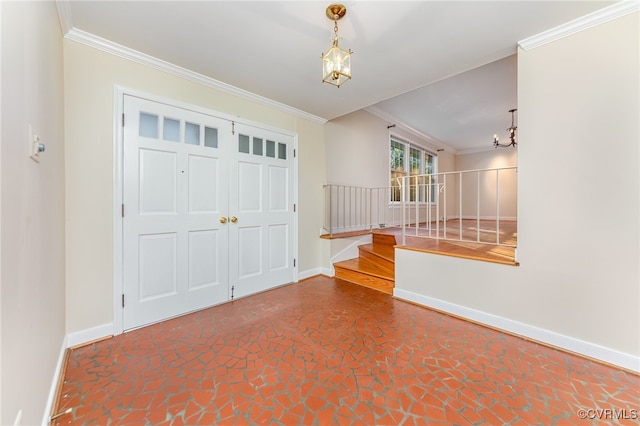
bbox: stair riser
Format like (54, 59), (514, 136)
(335, 267), (394, 294)
(358, 249), (394, 276)
(372, 233), (397, 246)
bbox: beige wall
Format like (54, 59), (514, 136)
(64, 40), (326, 334)
(1, 2), (66, 424)
(324, 109), (457, 247)
(396, 12), (639, 365)
(325, 110), (390, 188)
(456, 148), (518, 219)
(325, 109), (449, 188)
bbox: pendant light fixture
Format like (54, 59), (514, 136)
(493, 109), (518, 148)
(321, 3), (352, 88)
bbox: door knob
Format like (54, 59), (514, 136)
(220, 217), (228, 224)
(230, 216), (238, 223)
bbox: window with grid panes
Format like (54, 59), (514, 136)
(389, 137), (436, 203)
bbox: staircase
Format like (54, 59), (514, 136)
(333, 232), (396, 294)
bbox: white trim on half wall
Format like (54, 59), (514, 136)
(393, 288), (640, 373)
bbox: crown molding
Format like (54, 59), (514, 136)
(456, 146), (505, 156)
(365, 106), (456, 155)
(64, 28), (327, 125)
(518, 0), (639, 51)
(55, 0), (73, 35)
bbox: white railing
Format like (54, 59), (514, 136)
(322, 185), (402, 236)
(397, 167), (517, 247)
(323, 167), (517, 247)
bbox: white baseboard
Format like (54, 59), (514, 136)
(457, 216), (517, 221)
(43, 324), (113, 425)
(66, 323), (113, 348)
(299, 267), (331, 280)
(394, 288), (640, 373)
(41, 336), (68, 426)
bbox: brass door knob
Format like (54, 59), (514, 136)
(220, 217), (228, 224)
(230, 216), (238, 223)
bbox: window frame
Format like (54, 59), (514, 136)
(389, 136), (437, 204)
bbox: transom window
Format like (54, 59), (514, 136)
(390, 137), (436, 202)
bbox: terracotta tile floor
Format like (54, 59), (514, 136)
(53, 276), (639, 425)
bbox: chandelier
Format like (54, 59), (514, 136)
(493, 109), (518, 148)
(321, 4), (352, 88)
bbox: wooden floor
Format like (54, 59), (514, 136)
(399, 219), (517, 265)
(326, 219), (518, 266)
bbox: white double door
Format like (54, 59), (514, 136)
(122, 95), (295, 330)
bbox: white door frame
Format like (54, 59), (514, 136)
(112, 85), (298, 335)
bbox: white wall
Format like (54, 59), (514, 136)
(325, 109), (449, 188)
(325, 110), (389, 188)
(1, 2), (66, 424)
(64, 40), (326, 335)
(323, 109), (456, 253)
(455, 148), (518, 219)
(395, 12), (639, 369)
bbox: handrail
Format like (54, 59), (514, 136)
(397, 167), (517, 247)
(323, 166), (517, 248)
(322, 185), (401, 236)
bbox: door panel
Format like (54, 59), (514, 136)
(122, 95), (296, 330)
(238, 226), (262, 278)
(139, 233), (177, 300)
(268, 166), (288, 211)
(188, 155), (219, 213)
(188, 230), (219, 290)
(139, 149), (177, 214)
(268, 224), (288, 270)
(238, 161), (262, 211)
(123, 95), (230, 330)
(230, 125), (295, 298)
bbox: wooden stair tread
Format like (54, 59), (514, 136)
(320, 229), (373, 240)
(334, 258), (394, 280)
(332, 232), (397, 295)
(334, 257), (394, 295)
(335, 274), (394, 295)
(359, 243), (395, 262)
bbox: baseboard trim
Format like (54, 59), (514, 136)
(457, 216), (517, 222)
(43, 324), (113, 424)
(393, 288), (640, 373)
(66, 323), (114, 348)
(299, 267), (332, 280)
(41, 336), (68, 426)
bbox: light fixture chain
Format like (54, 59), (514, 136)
(322, 3), (351, 88)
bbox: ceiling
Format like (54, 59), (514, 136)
(59, 1), (616, 152)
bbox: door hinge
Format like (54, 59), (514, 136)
(230, 285), (235, 300)
(121, 204), (125, 217)
(294, 149), (296, 157)
(122, 294), (125, 308)
(122, 113), (125, 127)
(293, 203), (296, 212)
(293, 259), (296, 267)
(231, 121), (235, 135)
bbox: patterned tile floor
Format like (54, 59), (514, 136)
(53, 276), (639, 425)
